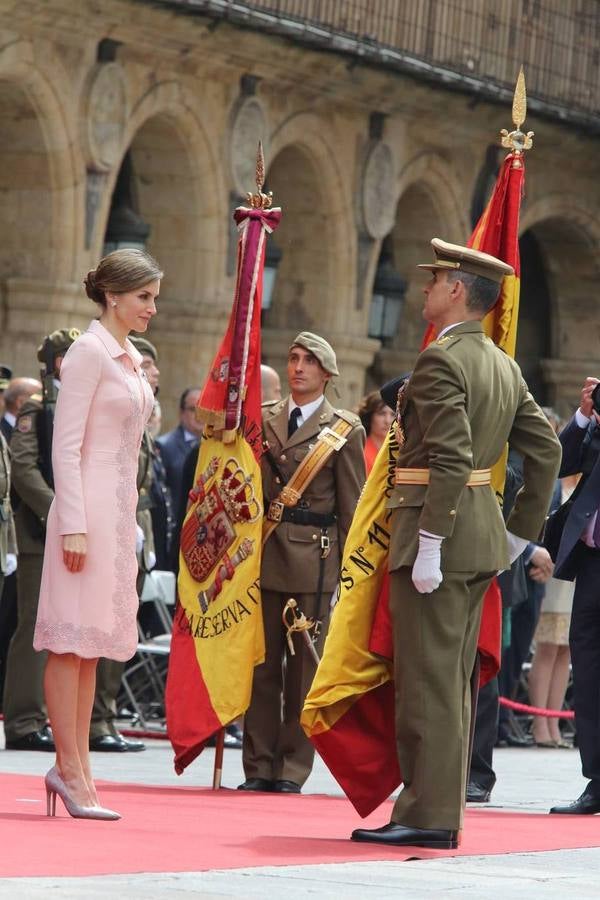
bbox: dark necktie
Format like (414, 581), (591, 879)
(288, 406), (302, 438)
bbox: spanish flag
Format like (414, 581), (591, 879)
(166, 205), (281, 774)
(301, 151), (525, 817)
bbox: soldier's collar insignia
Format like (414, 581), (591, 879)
(17, 415), (33, 433)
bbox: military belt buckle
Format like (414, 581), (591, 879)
(319, 427), (347, 451)
(267, 500), (285, 523)
(320, 532), (331, 559)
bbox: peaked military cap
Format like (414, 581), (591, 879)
(418, 238), (514, 284)
(37, 328), (81, 364)
(290, 331), (339, 377)
(0, 364), (12, 391)
(129, 336), (158, 361)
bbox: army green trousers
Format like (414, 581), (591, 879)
(242, 590), (329, 786)
(389, 567), (494, 831)
(3, 554), (47, 740)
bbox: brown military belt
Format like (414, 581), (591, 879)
(262, 414), (354, 547)
(394, 467), (492, 486)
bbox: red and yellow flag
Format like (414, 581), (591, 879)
(301, 152), (525, 817)
(166, 205), (281, 774)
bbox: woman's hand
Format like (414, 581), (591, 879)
(62, 533), (87, 573)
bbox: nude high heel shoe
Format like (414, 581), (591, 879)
(45, 767), (121, 820)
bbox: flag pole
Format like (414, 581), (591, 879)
(212, 728), (226, 789)
(208, 142), (273, 792)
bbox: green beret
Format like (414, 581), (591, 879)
(0, 364), (12, 391)
(37, 328), (81, 364)
(290, 331), (339, 377)
(129, 336), (158, 361)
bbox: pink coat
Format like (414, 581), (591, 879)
(34, 320), (154, 661)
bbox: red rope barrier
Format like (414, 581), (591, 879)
(499, 696), (575, 719)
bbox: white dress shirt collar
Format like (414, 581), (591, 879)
(287, 395), (324, 426)
(437, 321), (466, 339)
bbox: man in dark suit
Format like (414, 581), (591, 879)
(549, 376), (600, 815)
(156, 386), (202, 529)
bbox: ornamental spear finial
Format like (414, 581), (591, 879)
(246, 141), (273, 209)
(500, 67), (534, 166)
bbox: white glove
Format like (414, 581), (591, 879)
(329, 587), (339, 611)
(506, 530), (529, 565)
(147, 551), (156, 570)
(412, 531), (443, 594)
(135, 524), (145, 554)
(5, 553), (16, 577)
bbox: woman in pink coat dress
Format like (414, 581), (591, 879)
(34, 248), (161, 820)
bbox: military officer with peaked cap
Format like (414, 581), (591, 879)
(351, 239), (561, 848)
(239, 331), (366, 793)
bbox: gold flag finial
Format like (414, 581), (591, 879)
(500, 67), (534, 163)
(246, 141), (273, 210)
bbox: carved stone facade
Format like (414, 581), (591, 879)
(0, 0), (599, 425)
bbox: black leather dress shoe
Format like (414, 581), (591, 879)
(550, 787), (600, 814)
(89, 733), (146, 752)
(237, 778), (274, 791)
(5, 728), (55, 751)
(351, 823), (458, 849)
(466, 781), (492, 803)
(495, 733), (534, 748)
(273, 780), (301, 793)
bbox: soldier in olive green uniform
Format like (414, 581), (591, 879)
(239, 333), (365, 793)
(352, 240), (562, 849)
(0, 432), (16, 603)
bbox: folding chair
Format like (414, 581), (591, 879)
(120, 570), (176, 731)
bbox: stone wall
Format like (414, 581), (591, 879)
(0, 0), (599, 425)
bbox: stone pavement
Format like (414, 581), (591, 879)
(1, 722), (597, 899)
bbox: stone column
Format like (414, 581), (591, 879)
(0, 278), (90, 377)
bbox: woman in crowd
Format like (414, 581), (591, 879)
(34, 249), (161, 819)
(528, 468), (577, 749)
(357, 390), (394, 474)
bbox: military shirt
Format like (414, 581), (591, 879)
(10, 397), (54, 555)
(260, 395), (365, 593)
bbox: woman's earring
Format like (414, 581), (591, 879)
(110, 301), (117, 308)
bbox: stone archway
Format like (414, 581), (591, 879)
(369, 152), (470, 387)
(0, 41), (80, 374)
(518, 200), (600, 416)
(95, 83), (226, 426)
(260, 116), (373, 408)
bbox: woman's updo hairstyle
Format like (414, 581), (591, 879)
(84, 248), (163, 307)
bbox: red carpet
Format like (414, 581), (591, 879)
(1, 773), (599, 877)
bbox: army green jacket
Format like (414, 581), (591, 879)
(10, 397), (53, 556)
(0, 432), (16, 572)
(136, 428), (156, 573)
(261, 395), (365, 593)
(388, 321), (561, 573)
